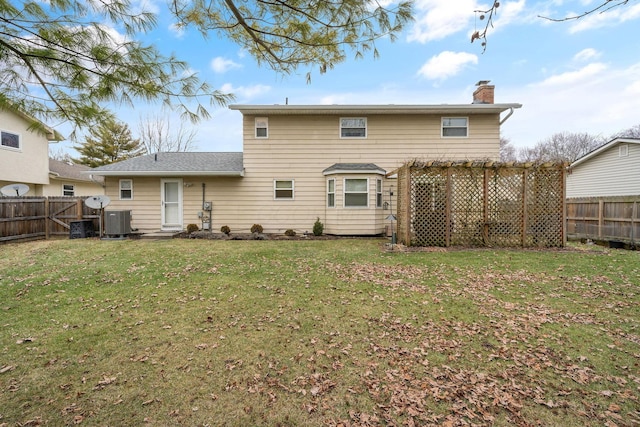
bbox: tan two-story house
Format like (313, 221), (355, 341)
(90, 83), (521, 235)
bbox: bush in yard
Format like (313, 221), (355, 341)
(285, 229), (296, 237)
(186, 223), (199, 234)
(220, 225), (231, 235)
(313, 217), (324, 236)
(250, 224), (263, 234)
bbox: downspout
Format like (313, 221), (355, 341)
(89, 174), (106, 189)
(499, 107), (515, 125)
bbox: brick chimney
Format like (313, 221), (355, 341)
(473, 80), (494, 104)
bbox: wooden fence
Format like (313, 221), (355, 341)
(395, 160), (567, 248)
(566, 197), (640, 246)
(0, 196), (99, 243)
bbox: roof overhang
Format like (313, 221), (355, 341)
(229, 103), (522, 115)
(323, 163), (386, 176)
(86, 170), (245, 177)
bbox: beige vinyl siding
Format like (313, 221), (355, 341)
(42, 179), (104, 197)
(103, 176), (251, 233)
(237, 113), (499, 234)
(567, 142), (640, 198)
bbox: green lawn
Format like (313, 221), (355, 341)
(1, 238), (639, 426)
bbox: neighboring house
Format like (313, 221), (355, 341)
(90, 83), (522, 235)
(567, 138), (640, 198)
(44, 159), (105, 197)
(0, 107), (64, 195)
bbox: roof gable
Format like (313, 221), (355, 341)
(570, 138), (640, 168)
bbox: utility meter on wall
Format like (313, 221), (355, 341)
(203, 201), (212, 211)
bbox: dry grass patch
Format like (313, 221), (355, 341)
(0, 239), (639, 426)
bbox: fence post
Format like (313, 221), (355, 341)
(44, 197), (50, 240)
(598, 200), (604, 239)
(403, 165), (412, 245)
(76, 198), (83, 220)
(521, 169), (528, 247)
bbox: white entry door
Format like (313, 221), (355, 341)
(161, 179), (183, 230)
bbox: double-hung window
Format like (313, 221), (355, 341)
(340, 118), (367, 138)
(63, 184), (75, 196)
(255, 117), (268, 138)
(119, 179), (133, 200)
(442, 117), (468, 137)
(274, 180), (294, 200)
(1, 130), (20, 149)
(344, 178), (368, 207)
(376, 179), (383, 208)
(327, 179), (335, 208)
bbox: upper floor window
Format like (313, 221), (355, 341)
(344, 178), (368, 207)
(442, 117), (468, 137)
(1, 130), (20, 149)
(274, 179), (294, 200)
(119, 179), (133, 200)
(63, 184), (75, 196)
(340, 118), (367, 138)
(327, 178), (335, 208)
(255, 117), (268, 138)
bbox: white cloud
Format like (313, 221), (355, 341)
(417, 51), (478, 80)
(537, 62), (608, 86)
(220, 83), (271, 100)
(168, 23), (186, 39)
(408, 0), (526, 43)
(408, 0), (476, 43)
(573, 48), (600, 62)
(502, 62), (640, 148)
(568, 3), (640, 33)
(211, 57), (242, 74)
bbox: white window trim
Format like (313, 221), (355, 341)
(274, 179), (294, 200)
(343, 177), (369, 208)
(62, 184), (75, 197)
(255, 117), (268, 139)
(340, 117), (367, 139)
(0, 129), (21, 151)
(376, 179), (383, 208)
(327, 178), (336, 208)
(119, 179), (133, 200)
(441, 117), (469, 138)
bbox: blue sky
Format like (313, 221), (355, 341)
(54, 0), (640, 155)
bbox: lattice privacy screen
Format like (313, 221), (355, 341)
(396, 161), (566, 247)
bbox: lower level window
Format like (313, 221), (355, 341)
(344, 178), (368, 207)
(63, 184), (75, 196)
(274, 180), (294, 199)
(119, 179), (133, 200)
(327, 178), (335, 207)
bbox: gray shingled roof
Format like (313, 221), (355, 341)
(49, 159), (104, 184)
(323, 163), (386, 175)
(89, 152), (244, 176)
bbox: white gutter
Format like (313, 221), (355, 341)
(85, 170), (245, 177)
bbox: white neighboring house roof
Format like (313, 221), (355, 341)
(229, 103), (522, 116)
(570, 138), (640, 169)
(88, 152), (244, 177)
